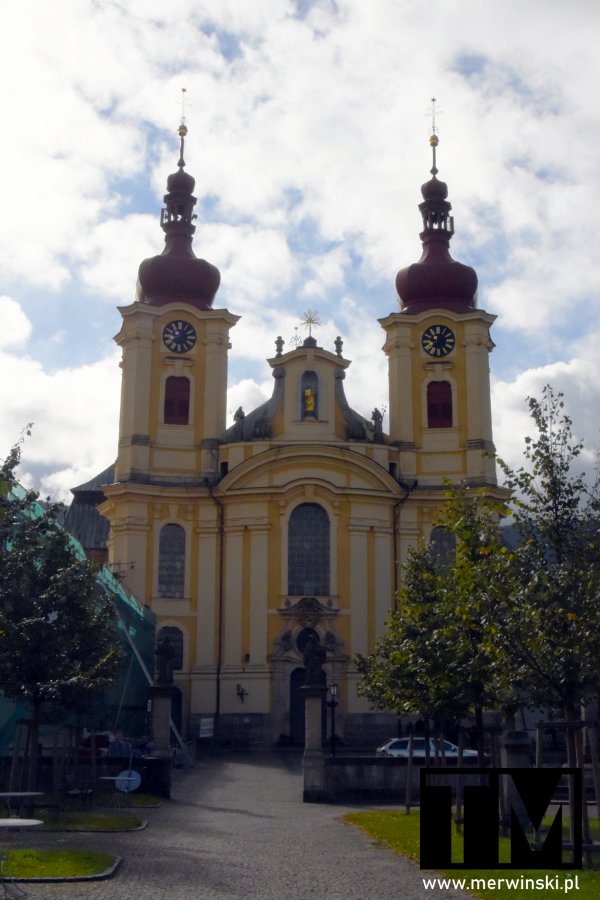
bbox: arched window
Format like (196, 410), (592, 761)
(158, 524), (185, 598)
(164, 376), (190, 425)
(157, 626), (184, 670)
(288, 503), (330, 596)
(430, 526), (456, 569)
(427, 380), (453, 428)
(300, 371), (319, 419)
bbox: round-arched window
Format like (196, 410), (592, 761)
(158, 524), (186, 598)
(288, 504), (330, 596)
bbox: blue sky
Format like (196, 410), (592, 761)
(1, 0), (599, 500)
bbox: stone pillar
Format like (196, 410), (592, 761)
(301, 683), (327, 802)
(150, 685), (174, 798)
(501, 730), (532, 769)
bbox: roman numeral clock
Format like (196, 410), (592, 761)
(421, 324), (455, 358)
(162, 320), (197, 354)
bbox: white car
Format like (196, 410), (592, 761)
(376, 737), (478, 761)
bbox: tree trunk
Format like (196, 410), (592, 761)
(564, 704), (580, 859)
(26, 702), (41, 793)
(475, 705), (485, 766)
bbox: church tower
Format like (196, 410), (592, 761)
(101, 125), (238, 728)
(98, 116), (503, 747)
(380, 126), (500, 550)
(114, 122), (238, 491)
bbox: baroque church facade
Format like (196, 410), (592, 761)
(95, 124), (503, 745)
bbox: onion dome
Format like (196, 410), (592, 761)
(136, 123), (220, 309)
(395, 132), (477, 314)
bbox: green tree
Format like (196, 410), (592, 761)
(357, 486), (512, 761)
(495, 386), (600, 761)
(0, 438), (122, 789)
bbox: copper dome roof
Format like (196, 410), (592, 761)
(136, 124), (221, 309)
(395, 134), (477, 314)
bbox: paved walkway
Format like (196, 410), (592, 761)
(13, 752), (471, 899)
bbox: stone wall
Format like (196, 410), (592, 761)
(323, 756), (420, 802)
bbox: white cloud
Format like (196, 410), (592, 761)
(226, 378), (271, 426)
(74, 214), (159, 302)
(492, 357), (600, 482)
(0, 0), (599, 497)
(0, 296), (32, 348)
(205, 223), (298, 309)
(0, 301), (120, 502)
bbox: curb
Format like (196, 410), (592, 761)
(6, 856), (122, 883)
(42, 819), (148, 833)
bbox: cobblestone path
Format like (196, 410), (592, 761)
(12, 752), (471, 899)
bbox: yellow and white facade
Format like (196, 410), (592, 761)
(100, 130), (504, 745)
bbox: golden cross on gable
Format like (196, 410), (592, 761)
(300, 310), (321, 338)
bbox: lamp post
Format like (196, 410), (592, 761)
(327, 682), (338, 757)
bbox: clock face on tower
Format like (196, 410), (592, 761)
(421, 324), (456, 358)
(162, 320), (197, 354)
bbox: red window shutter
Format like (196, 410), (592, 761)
(164, 376), (190, 425)
(427, 381), (452, 428)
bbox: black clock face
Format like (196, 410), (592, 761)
(162, 320), (196, 354)
(421, 324), (455, 358)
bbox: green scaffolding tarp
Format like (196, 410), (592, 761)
(1, 486), (156, 743)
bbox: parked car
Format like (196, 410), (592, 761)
(376, 737), (478, 762)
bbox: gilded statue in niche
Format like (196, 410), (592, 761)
(304, 385), (315, 413)
(301, 370), (318, 418)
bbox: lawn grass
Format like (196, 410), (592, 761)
(127, 792), (162, 808)
(94, 791), (161, 808)
(41, 810), (144, 830)
(2, 849), (115, 879)
(345, 810), (600, 899)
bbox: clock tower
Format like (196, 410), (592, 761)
(380, 129), (499, 542)
(102, 124), (238, 607)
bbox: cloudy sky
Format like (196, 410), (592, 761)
(1, 0), (599, 502)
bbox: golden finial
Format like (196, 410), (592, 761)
(179, 87), (188, 136)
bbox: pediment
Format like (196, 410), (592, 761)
(219, 445), (400, 495)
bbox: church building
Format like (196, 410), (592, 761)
(96, 122), (503, 746)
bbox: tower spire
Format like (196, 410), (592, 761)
(394, 99), (477, 314)
(135, 107), (221, 309)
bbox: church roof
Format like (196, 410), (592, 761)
(65, 462), (114, 551)
(71, 462), (115, 499)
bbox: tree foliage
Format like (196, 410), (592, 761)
(0, 436), (122, 784)
(357, 386), (600, 746)
(494, 386), (600, 721)
(356, 486), (512, 735)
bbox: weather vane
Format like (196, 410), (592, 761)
(300, 310), (321, 338)
(426, 96), (443, 135)
(180, 87), (188, 128)
(425, 97), (443, 175)
(177, 88), (189, 168)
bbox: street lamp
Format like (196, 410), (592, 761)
(327, 682), (338, 757)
